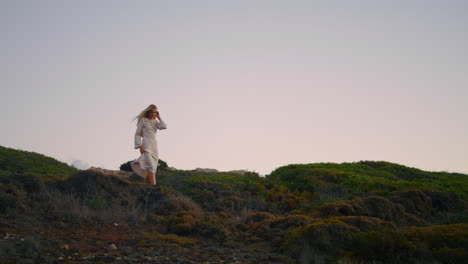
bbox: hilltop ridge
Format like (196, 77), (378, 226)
(0, 146), (467, 263)
(0, 145), (77, 178)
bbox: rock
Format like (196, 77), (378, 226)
(108, 243), (117, 251)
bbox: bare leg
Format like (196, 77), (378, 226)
(145, 171), (156, 185)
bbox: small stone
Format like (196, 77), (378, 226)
(108, 243), (118, 251)
(113, 223), (119, 227)
(61, 244), (69, 251)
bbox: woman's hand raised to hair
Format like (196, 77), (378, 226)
(156, 111), (161, 120)
(140, 146), (145, 154)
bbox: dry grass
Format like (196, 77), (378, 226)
(142, 231), (198, 245)
(32, 187), (147, 224)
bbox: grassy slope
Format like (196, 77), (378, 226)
(0, 145), (77, 179)
(266, 161), (468, 199)
(2, 144), (466, 199)
(2, 147), (467, 263)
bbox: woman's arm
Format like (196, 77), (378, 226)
(157, 119), (167, 130)
(134, 119), (144, 149)
(156, 111), (167, 130)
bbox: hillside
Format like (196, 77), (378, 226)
(267, 161), (468, 200)
(0, 145), (77, 179)
(1, 146), (467, 263)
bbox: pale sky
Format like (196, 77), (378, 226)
(2, 0), (467, 175)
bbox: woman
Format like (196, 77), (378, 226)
(131, 104), (167, 185)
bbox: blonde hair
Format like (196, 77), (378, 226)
(134, 104), (158, 123)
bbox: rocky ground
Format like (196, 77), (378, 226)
(0, 221), (293, 264)
(0, 170), (293, 263)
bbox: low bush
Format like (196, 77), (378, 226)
(405, 224), (468, 264)
(120, 159), (168, 172)
(0, 146), (77, 179)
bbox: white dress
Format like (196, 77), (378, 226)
(131, 117), (167, 178)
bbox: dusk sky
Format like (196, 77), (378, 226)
(2, 0), (467, 175)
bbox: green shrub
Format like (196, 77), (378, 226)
(184, 172), (265, 190)
(266, 161), (468, 199)
(120, 160), (132, 172)
(345, 224), (468, 263)
(404, 224), (468, 264)
(0, 145), (77, 179)
(348, 228), (423, 263)
(86, 198), (108, 209)
(282, 219), (359, 263)
(119, 159), (168, 172)
(169, 210), (199, 235)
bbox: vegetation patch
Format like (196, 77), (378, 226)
(0, 146), (77, 180)
(1, 147), (466, 264)
(267, 161), (468, 199)
(141, 231), (198, 246)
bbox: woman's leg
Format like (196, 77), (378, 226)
(146, 171), (156, 185)
(147, 158), (158, 185)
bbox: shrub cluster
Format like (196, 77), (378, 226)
(2, 146), (467, 264)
